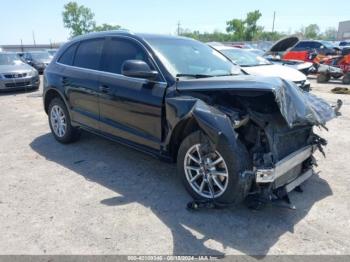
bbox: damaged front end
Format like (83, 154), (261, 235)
(170, 76), (341, 206)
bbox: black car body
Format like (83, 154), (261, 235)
(291, 40), (338, 56)
(43, 31), (340, 205)
(23, 51), (52, 74)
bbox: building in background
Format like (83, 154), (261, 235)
(0, 43), (62, 52)
(338, 20), (350, 40)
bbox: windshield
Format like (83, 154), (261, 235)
(30, 52), (51, 60)
(145, 38), (241, 77)
(220, 48), (271, 67)
(321, 41), (336, 49)
(0, 53), (23, 65)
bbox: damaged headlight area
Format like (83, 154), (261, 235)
(169, 75), (342, 209)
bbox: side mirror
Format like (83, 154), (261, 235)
(122, 60), (158, 80)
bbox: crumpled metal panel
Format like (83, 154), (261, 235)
(165, 96), (237, 147)
(273, 79), (336, 128)
(175, 75), (337, 129)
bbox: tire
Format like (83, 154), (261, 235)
(342, 73), (350, 85)
(177, 131), (252, 205)
(317, 73), (330, 83)
(48, 97), (81, 144)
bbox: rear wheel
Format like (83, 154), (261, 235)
(177, 131), (252, 204)
(317, 73), (330, 83)
(48, 97), (81, 144)
(342, 73), (350, 85)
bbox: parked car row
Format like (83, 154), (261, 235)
(21, 51), (52, 74)
(265, 36), (350, 84)
(0, 49), (58, 92)
(42, 31), (341, 207)
(209, 44), (311, 91)
(0, 52), (40, 92)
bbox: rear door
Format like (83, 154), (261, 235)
(98, 37), (167, 149)
(58, 38), (104, 130)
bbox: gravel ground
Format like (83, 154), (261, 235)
(0, 76), (349, 256)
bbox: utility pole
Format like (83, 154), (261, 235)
(32, 31), (36, 47)
(177, 21), (181, 36)
(20, 39), (23, 52)
(272, 11), (276, 33)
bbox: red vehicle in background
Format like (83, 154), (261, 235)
(267, 37), (350, 84)
(313, 48), (350, 84)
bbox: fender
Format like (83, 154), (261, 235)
(164, 96), (240, 150)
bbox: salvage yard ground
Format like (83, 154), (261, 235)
(0, 76), (349, 255)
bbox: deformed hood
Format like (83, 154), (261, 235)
(176, 75), (337, 128)
(269, 36), (299, 53)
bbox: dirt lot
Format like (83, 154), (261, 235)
(0, 76), (349, 256)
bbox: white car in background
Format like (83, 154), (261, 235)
(211, 45), (311, 91)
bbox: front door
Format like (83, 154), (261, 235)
(98, 37), (167, 149)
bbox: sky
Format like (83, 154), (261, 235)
(0, 0), (349, 45)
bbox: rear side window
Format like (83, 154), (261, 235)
(73, 38), (104, 70)
(293, 41), (320, 50)
(58, 43), (78, 65)
(101, 38), (150, 74)
(293, 42), (311, 50)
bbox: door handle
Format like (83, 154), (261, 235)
(62, 76), (68, 85)
(99, 85), (110, 93)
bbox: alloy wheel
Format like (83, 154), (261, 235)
(184, 144), (229, 198)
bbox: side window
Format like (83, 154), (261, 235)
(73, 38), (104, 70)
(293, 42), (311, 50)
(58, 43), (78, 66)
(101, 38), (152, 74)
(307, 42), (319, 49)
(314, 42), (322, 49)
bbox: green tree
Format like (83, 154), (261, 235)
(62, 1), (96, 37)
(244, 10), (263, 40)
(226, 10), (262, 41)
(93, 23), (122, 32)
(304, 24), (320, 39)
(226, 19), (245, 40)
(321, 27), (337, 41)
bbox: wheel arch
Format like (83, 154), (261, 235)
(165, 97), (241, 162)
(169, 117), (200, 161)
(44, 88), (70, 117)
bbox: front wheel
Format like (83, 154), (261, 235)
(48, 97), (81, 144)
(177, 131), (252, 204)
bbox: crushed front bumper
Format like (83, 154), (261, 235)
(255, 145), (316, 184)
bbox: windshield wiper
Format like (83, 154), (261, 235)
(176, 74), (214, 79)
(214, 73), (238, 77)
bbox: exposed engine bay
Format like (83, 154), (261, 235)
(169, 76), (341, 208)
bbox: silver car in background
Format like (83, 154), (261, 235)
(0, 52), (40, 92)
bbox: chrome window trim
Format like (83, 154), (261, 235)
(57, 62), (167, 85)
(56, 35), (167, 85)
